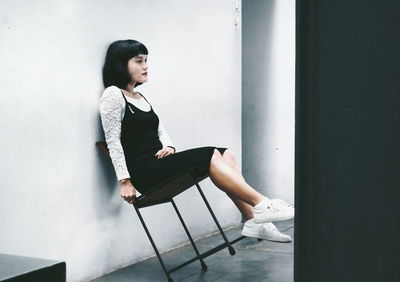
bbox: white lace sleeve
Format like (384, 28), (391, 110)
(99, 86), (131, 181)
(158, 120), (175, 150)
(145, 95), (175, 151)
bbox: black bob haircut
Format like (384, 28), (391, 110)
(102, 39), (148, 89)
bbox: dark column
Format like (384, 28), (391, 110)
(295, 1), (400, 282)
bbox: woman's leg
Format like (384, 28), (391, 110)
(209, 148), (264, 208)
(215, 150), (292, 242)
(219, 149), (255, 220)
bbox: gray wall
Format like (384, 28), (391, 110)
(0, 1), (241, 281)
(242, 0), (295, 204)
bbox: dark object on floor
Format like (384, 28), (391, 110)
(0, 253), (66, 282)
(96, 141), (246, 282)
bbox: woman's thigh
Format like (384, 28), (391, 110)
(131, 146), (227, 193)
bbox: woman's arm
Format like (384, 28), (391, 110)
(145, 95), (176, 153)
(158, 120), (176, 153)
(99, 86), (132, 181)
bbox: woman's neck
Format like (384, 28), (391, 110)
(122, 83), (141, 99)
(121, 85), (142, 100)
(125, 83), (135, 94)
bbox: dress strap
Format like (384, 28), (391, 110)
(120, 90), (128, 103)
(137, 92), (152, 108)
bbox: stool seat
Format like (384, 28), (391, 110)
(135, 169), (208, 208)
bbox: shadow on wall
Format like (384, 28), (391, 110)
(242, 0), (277, 192)
(92, 111), (123, 219)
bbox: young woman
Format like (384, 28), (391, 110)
(99, 39), (294, 242)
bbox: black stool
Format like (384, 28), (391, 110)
(96, 142), (246, 282)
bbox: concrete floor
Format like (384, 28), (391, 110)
(90, 219), (294, 282)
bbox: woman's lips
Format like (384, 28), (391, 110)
(143, 72), (148, 76)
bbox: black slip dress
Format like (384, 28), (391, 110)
(119, 90), (227, 195)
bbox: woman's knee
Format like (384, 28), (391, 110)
(211, 148), (223, 163)
(221, 149), (236, 163)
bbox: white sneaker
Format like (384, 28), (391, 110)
(253, 197), (294, 223)
(270, 198), (295, 217)
(241, 220), (292, 242)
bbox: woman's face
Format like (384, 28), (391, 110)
(127, 54), (148, 86)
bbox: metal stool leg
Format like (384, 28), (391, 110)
(170, 199), (208, 271)
(133, 203), (174, 282)
(195, 182), (236, 255)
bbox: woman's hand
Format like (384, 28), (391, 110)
(155, 146), (175, 159)
(119, 178), (136, 204)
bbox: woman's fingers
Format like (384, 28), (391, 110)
(125, 195), (135, 204)
(121, 191), (136, 203)
(130, 191), (136, 203)
(155, 150), (163, 158)
(156, 149), (167, 158)
(155, 147), (174, 159)
(163, 148), (174, 157)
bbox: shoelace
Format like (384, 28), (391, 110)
(266, 202), (280, 212)
(271, 199), (294, 208)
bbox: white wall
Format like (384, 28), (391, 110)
(242, 0), (295, 205)
(0, 1), (241, 281)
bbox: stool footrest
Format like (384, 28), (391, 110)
(167, 235), (246, 274)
